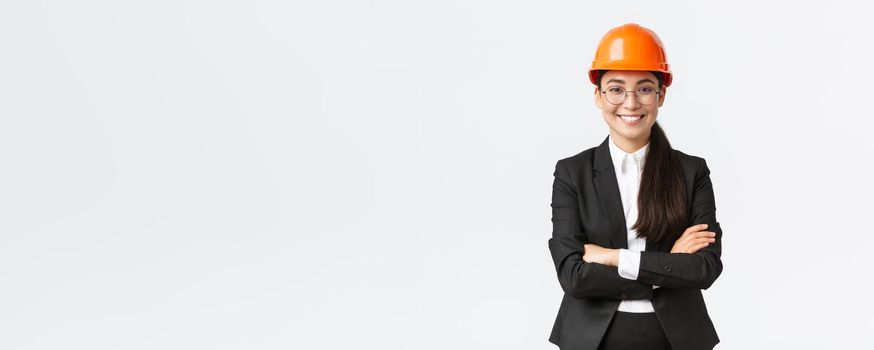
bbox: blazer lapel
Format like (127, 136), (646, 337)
(592, 135), (628, 249)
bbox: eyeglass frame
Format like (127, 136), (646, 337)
(598, 87), (663, 105)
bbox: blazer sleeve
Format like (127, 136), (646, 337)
(548, 159), (655, 301)
(636, 158), (724, 290)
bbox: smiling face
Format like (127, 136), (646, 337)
(594, 70), (666, 152)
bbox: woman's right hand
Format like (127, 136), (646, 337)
(670, 224), (716, 254)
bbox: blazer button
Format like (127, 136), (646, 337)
(664, 265), (672, 272)
(621, 293), (627, 299)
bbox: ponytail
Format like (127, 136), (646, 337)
(633, 121), (687, 243)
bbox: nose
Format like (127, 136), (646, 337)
(622, 91), (641, 109)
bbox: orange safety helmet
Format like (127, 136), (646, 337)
(588, 23), (672, 87)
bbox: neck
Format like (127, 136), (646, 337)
(611, 130), (650, 153)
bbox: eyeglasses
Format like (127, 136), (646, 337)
(600, 86), (661, 105)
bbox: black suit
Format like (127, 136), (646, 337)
(547, 135), (722, 350)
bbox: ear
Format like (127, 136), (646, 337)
(657, 86), (667, 107)
(594, 86), (603, 109)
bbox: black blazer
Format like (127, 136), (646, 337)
(547, 135), (722, 350)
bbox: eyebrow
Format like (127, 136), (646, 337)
(604, 78), (656, 85)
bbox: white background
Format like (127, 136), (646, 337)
(1, 0), (872, 349)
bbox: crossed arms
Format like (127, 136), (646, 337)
(547, 158), (723, 300)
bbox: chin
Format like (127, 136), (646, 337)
(614, 129), (644, 140)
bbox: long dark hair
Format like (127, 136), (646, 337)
(597, 70), (687, 243)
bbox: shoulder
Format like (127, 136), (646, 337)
(553, 145), (597, 173)
(672, 148), (711, 177)
(673, 148), (704, 165)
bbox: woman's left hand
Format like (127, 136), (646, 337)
(582, 244), (619, 267)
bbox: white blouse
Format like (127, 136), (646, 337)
(607, 134), (661, 313)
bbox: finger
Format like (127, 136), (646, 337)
(685, 242), (710, 254)
(683, 224), (709, 236)
(678, 231), (712, 246)
(674, 234), (695, 247)
(678, 236), (713, 252)
(691, 231), (717, 239)
(689, 236), (716, 246)
(690, 224), (709, 234)
(673, 227), (711, 252)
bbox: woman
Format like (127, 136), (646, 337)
(547, 23), (723, 350)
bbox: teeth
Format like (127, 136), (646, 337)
(619, 115), (642, 121)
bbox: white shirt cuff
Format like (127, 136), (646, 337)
(617, 248), (641, 280)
